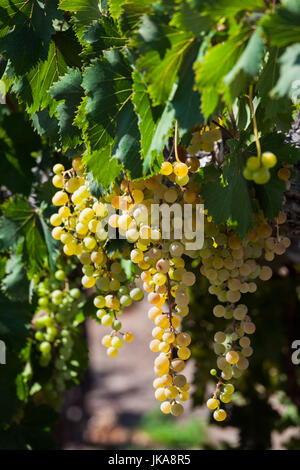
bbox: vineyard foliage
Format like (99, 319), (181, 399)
(0, 0), (300, 449)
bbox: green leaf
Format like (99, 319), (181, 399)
(82, 17), (126, 57)
(255, 177), (286, 220)
(32, 109), (60, 139)
(261, 7), (300, 47)
(171, 45), (204, 135)
(49, 68), (83, 148)
(105, 238), (127, 255)
(78, 49), (132, 150)
(38, 214), (60, 271)
(195, 164), (220, 183)
(59, 0), (101, 23)
(1, 197), (48, 275)
(272, 44), (300, 101)
(0, 0), (61, 75)
(2, 253), (29, 301)
(78, 49), (142, 177)
(113, 100), (143, 179)
(83, 150), (123, 188)
(109, 0), (151, 32)
(132, 45), (202, 175)
(14, 30), (81, 115)
(283, 0), (300, 15)
(194, 29), (248, 116)
(0, 216), (19, 252)
(108, 0), (128, 19)
(132, 69), (161, 173)
(0, 257), (6, 280)
(137, 29), (194, 105)
(225, 28), (265, 82)
(170, 2), (212, 36)
(202, 139), (254, 237)
(202, 0), (265, 18)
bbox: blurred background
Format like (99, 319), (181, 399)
(57, 264), (300, 451)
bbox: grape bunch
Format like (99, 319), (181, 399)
(243, 151), (277, 184)
(243, 151), (293, 187)
(31, 259), (86, 402)
(200, 214), (290, 420)
(51, 159), (146, 357)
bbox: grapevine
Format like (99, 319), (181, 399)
(1, 0), (300, 449)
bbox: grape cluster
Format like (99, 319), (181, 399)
(243, 151), (277, 184)
(243, 151), (293, 187)
(32, 260), (85, 399)
(51, 160), (145, 357)
(200, 214), (290, 420)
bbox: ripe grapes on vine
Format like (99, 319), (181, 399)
(1, 0), (300, 450)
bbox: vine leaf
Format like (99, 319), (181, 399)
(137, 30), (194, 106)
(132, 69), (164, 174)
(202, 0), (265, 18)
(0, 112), (41, 195)
(171, 44), (204, 135)
(170, 3), (211, 36)
(38, 213), (60, 271)
(272, 44), (300, 101)
(78, 50), (132, 149)
(225, 28), (265, 84)
(0, 0), (61, 75)
(113, 100), (143, 179)
(255, 178), (286, 220)
(202, 139), (254, 237)
(59, 0), (101, 24)
(2, 253), (29, 302)
(83, 150), (123, 188)
(32, 110), (60, 140)
(194, 29), (249, 117)
(49, 68), (83, 149)
(132, 48), (203, 175)
(14, 30), (81, 115)
(1, 197), (48, 276)
(261, 5), (300, 47)
(78, 49), (143, 178)
(82, 17), (126, 58)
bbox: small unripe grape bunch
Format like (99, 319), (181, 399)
(243, 151), (277, 185)
(33, 266), (84, 388)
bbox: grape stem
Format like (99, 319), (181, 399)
(126, 178), (134, 204)
(213, 377), (223, 399)
(249, 84), (261, 159)
(166, 272), (176, 380)
(64, 278), (70, 291)
(174, 121), (181, 164)
(166, 273), (176, 335)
